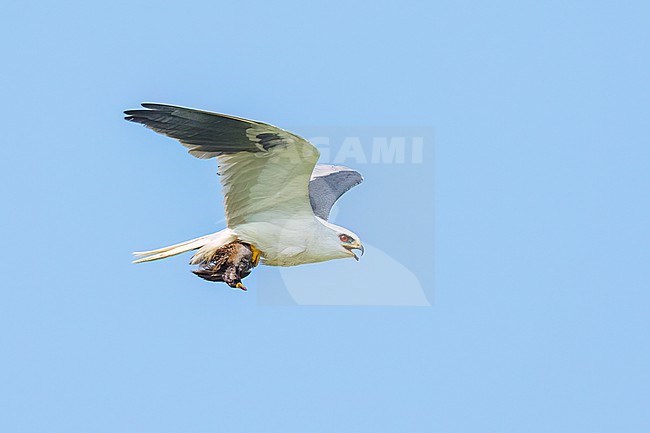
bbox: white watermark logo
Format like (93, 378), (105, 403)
(311, 135), (425, 164)
(256, 126), (434, 307)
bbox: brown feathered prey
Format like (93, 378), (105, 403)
(192, 242), (261, 290)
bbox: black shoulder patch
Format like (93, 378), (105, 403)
(256, 132), (287, 151)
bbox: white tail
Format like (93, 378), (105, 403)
(132, 229), (237, 264)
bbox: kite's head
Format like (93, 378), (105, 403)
(319, 220), (364, 261)
(338, 231), (365, 261)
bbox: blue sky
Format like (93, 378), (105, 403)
(1, 1), (648, 432)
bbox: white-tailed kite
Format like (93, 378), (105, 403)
(125, 103), (364, 290)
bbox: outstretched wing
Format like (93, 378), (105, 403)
(125, 103), (319, 227)
(309, 165), (363, 220)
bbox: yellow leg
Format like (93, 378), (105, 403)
(250, 245), (262, 267)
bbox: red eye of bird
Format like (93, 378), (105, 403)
(339, 235), (351, 243)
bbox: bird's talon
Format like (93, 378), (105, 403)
(250, 245), (262, 267)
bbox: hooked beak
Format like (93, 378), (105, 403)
(344, 242), (365, 261)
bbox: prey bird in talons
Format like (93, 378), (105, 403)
(125, 103), (365, 291)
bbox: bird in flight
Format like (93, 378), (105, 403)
(125, 103), (364, 290)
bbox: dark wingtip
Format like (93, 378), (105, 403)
(123, 103), (167, 118)
(141, 102), (176, 111)
(123, 107), (144, 122)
